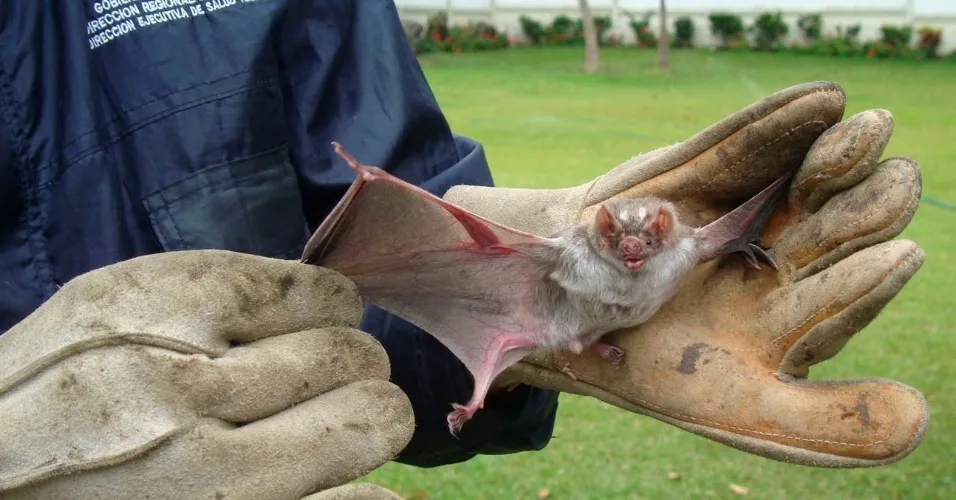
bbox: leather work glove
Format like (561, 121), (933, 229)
(0, 250), (412, 499)
(444, 81), (928, 468)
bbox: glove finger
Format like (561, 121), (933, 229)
(9, 379), (414, 500)
(760, 240), (924, 375)
(0, 327), (391, 491)
(507, 349), (927, 467)
(217, 379), (413, 497)
(0, 250), (363, 391)
(677, 376), (929, 468)
(790, 109), (894, 215)
(585, 81), (845, 220)
(773, 157), (921, 282)
(91, 250), (365, 344)
(182, 327), (391, 423)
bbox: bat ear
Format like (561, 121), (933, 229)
(595, 205), (621, 242)
(648, 206), (673, 236)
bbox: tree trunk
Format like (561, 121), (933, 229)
(578, 0), (600, 73)
(658, 0), (670, 70)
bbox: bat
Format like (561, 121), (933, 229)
(301, 142), (789, 435)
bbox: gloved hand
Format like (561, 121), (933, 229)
(0, 250), (413, 499)
(444, 81), (929, 468)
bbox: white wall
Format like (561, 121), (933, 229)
(395, 0), (956, 53)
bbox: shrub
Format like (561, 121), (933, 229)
(414, 14), (509, 54)
(673, 16), (695, 47)
(841, 24), (862, 40)
(414, 36), (438, 54)
(709, 12), (745, 49)
(917, 26), (943, 59)
(427, 12), (449, 41)
(797, 13), (822, 42)
(751, 11), (789, 51)
(519, 15), (546, 44)
(548, 14), (577, 44)
(800, 23), (864, 57)
(630, 12), (657, 48)
(521, 14), (613, 46)
(566, 16), (613, 45)
(411, 12), (448, 53)
(880, 24), (913, 47)
(860, 24), (916, 59)
(863, 40), (917, 59)
(630, 21), (657, 48)
(881, 24), (914, 47)
(535, 15), (575, 45)
(588, 16), (614, 45)
(604, 32), (625, 46)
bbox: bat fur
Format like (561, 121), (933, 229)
(301, 142), (790, 435)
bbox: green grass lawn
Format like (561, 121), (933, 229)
(362, 47), (956, 499)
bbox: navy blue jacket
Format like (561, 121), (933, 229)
(0, 0), (558, 467)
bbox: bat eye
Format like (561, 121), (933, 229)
(645, 238), (653, 246)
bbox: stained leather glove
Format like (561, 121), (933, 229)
(0, 250), (413, 499)
(444, 81), (928, 468)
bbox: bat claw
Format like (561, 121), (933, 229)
(743, 251), (761, 270)
(447, 403), (476, 436)
(594, 342), (625, 368)
(733, 242), (778, 270)
(697, 175), (789, 268)
(747, 242), (778, 270)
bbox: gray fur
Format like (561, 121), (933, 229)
(535, 198), (700, 352)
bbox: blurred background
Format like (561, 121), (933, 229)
(398, 0), (955, 55)
(365, 1), (955, 498)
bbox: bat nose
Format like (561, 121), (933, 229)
(621, 237), (642, 255)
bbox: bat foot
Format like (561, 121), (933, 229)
(594, 342), (625, 368)
(741, 242), (778, 270)
(447, 403), (478, 436)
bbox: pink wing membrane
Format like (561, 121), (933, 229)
(302, 155), (555, 384)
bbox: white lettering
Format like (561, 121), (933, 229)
(87, 0), (263, 52)
(88, 19), (137, 49)
(142, 0), (198, 13)
(204, 0), (236, 13)
(87, 4), (142, 35)
(93, 0), (140, 15)
(137, 7), (190, 28)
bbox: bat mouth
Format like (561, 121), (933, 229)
(623, 257), (644, 270)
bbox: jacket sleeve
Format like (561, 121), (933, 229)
(271, 0), (559, 467)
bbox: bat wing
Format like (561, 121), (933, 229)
(301, 143), (558, 386)
(695, 175), (791, 269)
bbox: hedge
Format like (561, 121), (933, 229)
(403, 11), (955, 62)
(411, 12), (510, 54)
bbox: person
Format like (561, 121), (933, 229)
(0, 1), (931, 499)
(2, 0), (559, 473)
